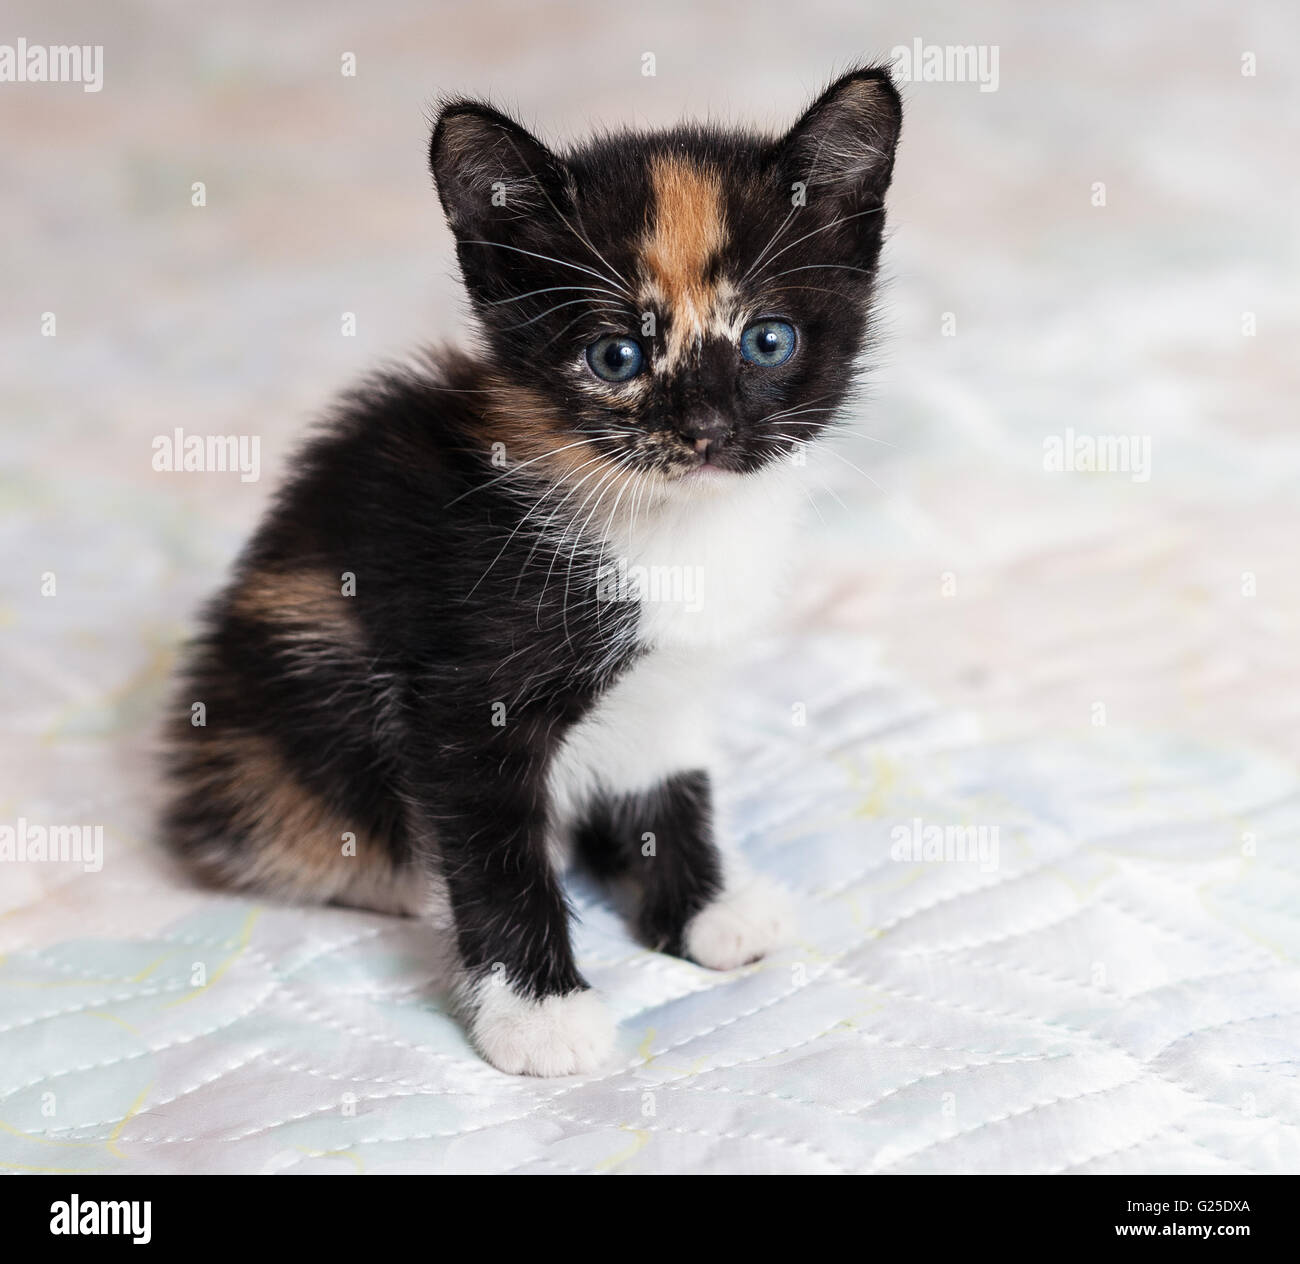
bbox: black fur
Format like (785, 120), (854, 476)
(576, 770), (721, 956)
(162, 67), (902, 1057)
(429, 66), (901, 477)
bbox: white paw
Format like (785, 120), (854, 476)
(467, 982), (616, 1077)
(684, 877), (794, 970)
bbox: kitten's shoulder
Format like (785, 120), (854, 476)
(311, 344), (487, 473)
(250, 345), (490, 540)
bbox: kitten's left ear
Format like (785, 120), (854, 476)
(429, 100), (571, 240)
(778, 66), (902, 210)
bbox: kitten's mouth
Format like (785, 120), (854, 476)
(677, 461), (736, 482)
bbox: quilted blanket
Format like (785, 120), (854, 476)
(2, 0), (1297, 1175)
(2, 628), (1298, 1174)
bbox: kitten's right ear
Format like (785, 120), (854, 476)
(429, 100), (571, 240)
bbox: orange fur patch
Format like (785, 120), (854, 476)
(230, 567), (358, 644)
(484, 377), (634, 500)
(177, 728), (416, 910)
(641, 156), (728, 364)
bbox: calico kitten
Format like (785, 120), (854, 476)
(163, 66), (902, 1075)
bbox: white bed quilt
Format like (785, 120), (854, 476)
(2, 634), (1297, 1175)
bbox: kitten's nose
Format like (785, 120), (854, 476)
(677, 413), (730, 455)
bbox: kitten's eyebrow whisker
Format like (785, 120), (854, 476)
(566, 202), (636, 297)
(763, 263), (874, 281)
(750, 207), (884, 282)
(738, 126), (840, 284)
(539, 308), (604, 353)
(463, 239), (629, 293)
(500, 298), (625, 331)
(535, 308), (631, 358)
(499, 133), (637, 300)
(741, 204), (800, 282)
(763, 283), (856, 303)
(487, 284), (627, 307)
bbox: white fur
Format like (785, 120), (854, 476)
(685, 875), (794, 970)
(548, 646), (717, 833)
(612, 462), (801, 651)
(465, 979), (616, 1077)
(549, 466), (801, 836)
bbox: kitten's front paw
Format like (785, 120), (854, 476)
(468, 983), (616, 1077)
(685, 878), (794, 970)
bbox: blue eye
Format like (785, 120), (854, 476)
(740, 319), (797, 367)
(586, 335), (644, 382)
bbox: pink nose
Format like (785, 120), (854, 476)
(678, 413), (730, 451)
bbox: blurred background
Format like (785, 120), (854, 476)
(1, 0), (1296, 904)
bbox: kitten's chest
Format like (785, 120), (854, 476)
(598, 473), (800, 651)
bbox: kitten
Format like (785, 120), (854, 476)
(162, 66), (902, 1076)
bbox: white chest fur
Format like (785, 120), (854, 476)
(602, 465), (802, 651)
(548, 468), (802, 834)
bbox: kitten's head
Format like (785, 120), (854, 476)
(430, 67), (901, 490)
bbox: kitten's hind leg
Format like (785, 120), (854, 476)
(162, 723), (424, 912)
(575, 770), (794, 969)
